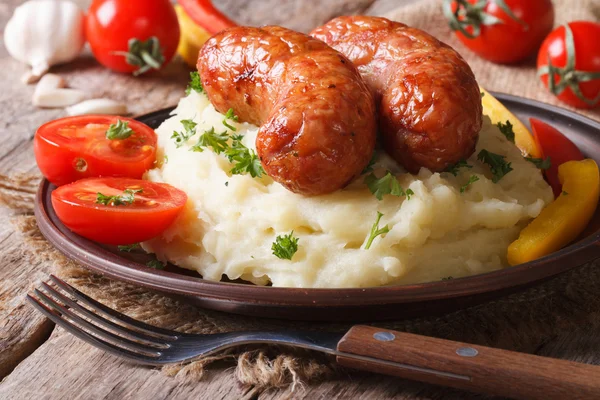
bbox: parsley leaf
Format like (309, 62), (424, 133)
(190, 127), (230, 154)
(460, 175), (480, 193)
(225, 137), (265, 177)
(185, 71), (204, 95)
(445, 160), (472, 176)
(106, 119), (133, 140)
(171, 119), (197, 147)
(497, 120), (515, 143)
(362, 152), (377, 174)
(480, 92), (485, 98)
(272, 231), (299, 260)
(442, 276), (454, 280)
(562, 190), (569, 196)
(118, 243), (141, 252)
(223, 108), (239, 131)
(96, 189), (142, 206)
(525, 156), (551, 170)
(365, 171), (412, 200)
(364, 212), (390, 250)
(477, 150), (513, 183)
(146, 259), (165, 269)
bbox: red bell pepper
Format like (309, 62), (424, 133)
(178, 0), (237, 35)
(530, 118), (584, 197)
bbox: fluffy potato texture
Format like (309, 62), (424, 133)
(143, 92), (553, 288)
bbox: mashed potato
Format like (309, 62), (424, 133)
(143, 91), (553, 288)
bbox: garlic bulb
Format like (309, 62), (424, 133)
(4, 0), (86, 84)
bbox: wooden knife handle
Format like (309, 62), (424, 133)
(336, 325), (600, 400)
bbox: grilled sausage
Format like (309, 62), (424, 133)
(311, 16), (482, 173)
(197, 26), (377, 195)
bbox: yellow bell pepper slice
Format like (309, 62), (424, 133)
(175, 5), (212, 68)
(480, 87), (542, 158)
(507, 159), (600, 266)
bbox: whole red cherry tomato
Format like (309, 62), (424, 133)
(34, 115), (157, 186)
(86, 0), (180, 75)
(52, 178), (187, 245)
(537, 21), (600, 109)
(443, 0), (554, 64)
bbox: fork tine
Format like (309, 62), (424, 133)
(33, 289), (164, 357)
(50, 275), (179, 340)
(40, 282), (170, 348)
(26, 294), (169, 366)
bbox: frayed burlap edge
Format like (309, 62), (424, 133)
(2, 173), (337, 391)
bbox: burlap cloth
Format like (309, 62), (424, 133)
(3, 0), (600, 397)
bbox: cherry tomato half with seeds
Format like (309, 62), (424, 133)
(444, 0), (554, 64)
(52, 178), (188, 245)
(537, 21), (600, 109)
(86, 0), (180, 75)
(34, 115), (157, 186)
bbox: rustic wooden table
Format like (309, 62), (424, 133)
(0, 1), (450, 399)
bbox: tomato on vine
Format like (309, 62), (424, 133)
(443, 0), (554, 64)
(537, 21), (600, 109)
(86, 0), (181, 75)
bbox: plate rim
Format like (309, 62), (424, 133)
(33, 92), (600, 308)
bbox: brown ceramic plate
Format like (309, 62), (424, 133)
(34, 93), (600, 321)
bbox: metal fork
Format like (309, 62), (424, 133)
(27, 275), (600, 400)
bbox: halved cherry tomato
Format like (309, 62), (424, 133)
(444, 0), (554, 64)
(34, 115), (157, 187)
(530, 118), (584, 197)
(52, 178), (187, 245)
(86, 0), (180, 75)
(177, 0), (237, 35)
(537, 21), (600, 109)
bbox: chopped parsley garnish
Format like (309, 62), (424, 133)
(460, 175), (480, 193)
(118, 243), (141, 252)
(146, 259), (165, 269)
(497, 120), (515, 143)
(364, 171), (412, 200)
(477, 150), (513, 183)
(225, 138), (264, 177)
(562, 190), (569, 196)
(442, 276), (454, 281)
(106, 119), (133, 140)
(480, 92), (485, 98)
(222, 108), (239, 131)
(163, 155), (169, 164)
(171, 119), (197, 147)
(185, 71), (204, 95)
(445, 160), (472, 176)
(364, 212), (390, 250)
(362, 152), (377, 174)
(190, 127), (229, 154)
(525, 156), (551, 170)
(272, 231), (299, 260)
(96, 189), (142, 206)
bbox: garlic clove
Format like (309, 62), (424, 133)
(33, 88), (87, 108)
(66, 99), (129, 116)
(32, 73), (66, 96)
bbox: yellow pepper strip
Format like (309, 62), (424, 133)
(480, 87), (542, 158)
(508, 159), (600, 266)
(175, 5), (212, 68)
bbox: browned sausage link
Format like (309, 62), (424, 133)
(311, 16), (482, 173)
(197, 26), (377, 195)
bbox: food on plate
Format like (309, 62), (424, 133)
(530, 118), (585, 197)
(52, 178), (187, 245)
(443, 0), (554, 64)
(178, 0), (237, 34)
(480, 88), (541, 158)
(537, 21), (600, 109)
(34, 116), (157, 186)
(141, 89), (553, 288)
(86, 0), (180, 75)
(311, 16), (482, 173)
(175, 5), (212, 68)
(508, 159), (599, 265)
(4, 0), (86, 83)
(198, 26), (377, 195)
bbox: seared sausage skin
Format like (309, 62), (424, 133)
(197, 26), (377, 195)
(311, 16), (482, 173)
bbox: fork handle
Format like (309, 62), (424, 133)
(336, 325), (600, 400)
